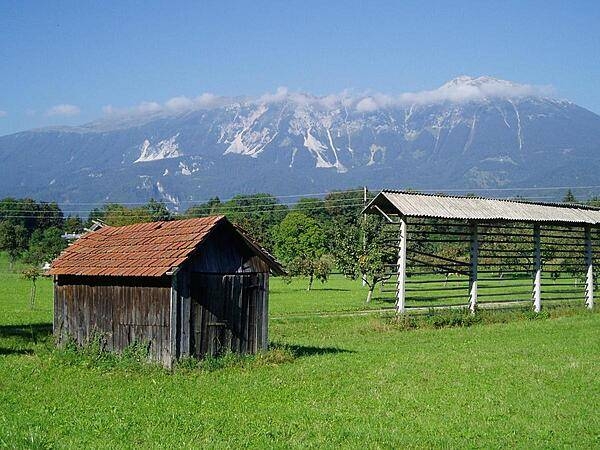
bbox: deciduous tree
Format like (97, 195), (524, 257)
(23, 227), (67, 266)
(330, 216), (396, 302)
(272, 211), (330, 290)
(0, 221), (28, 269)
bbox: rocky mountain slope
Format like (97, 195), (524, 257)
(1, 76), (599, 209)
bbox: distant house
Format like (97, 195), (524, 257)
(61, 221), (105, 241)
(49, 216), (284, 367)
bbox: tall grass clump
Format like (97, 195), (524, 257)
(380, 303), (595, 332)
(175, 344), (296, 373)
(52, 333), (162, 373)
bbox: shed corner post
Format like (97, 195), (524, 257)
(262, 273), (269, 351)
(52, 275), (63, 343)
(396, 217), (408, 314)
(585, 225), (594, 309)
(169, 268), (180, 369)
(533, 223), (542, 313)
(468, 222), (478, 315)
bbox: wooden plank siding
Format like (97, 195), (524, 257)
(187, 272), (268, 358)
(54, 275), (172, 366)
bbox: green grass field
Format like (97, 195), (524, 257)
(1, 252), (599, 448)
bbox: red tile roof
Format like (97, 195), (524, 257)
(49, 216), (226, 277)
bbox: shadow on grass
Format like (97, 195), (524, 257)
(0, 347), (34, 356)
(0, 323), (53, 343)
(372, 296), (397, 304)
(317, 288), (352, 292)
(271, 288), (352, 293)
(271, 342), (354, 358)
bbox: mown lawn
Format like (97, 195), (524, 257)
(1, 252), (599, 448)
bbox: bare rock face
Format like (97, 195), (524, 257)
(1, 76), (600, 208)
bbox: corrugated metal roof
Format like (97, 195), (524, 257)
(366, 190), (600, 224)
(49, 216), (285, 277)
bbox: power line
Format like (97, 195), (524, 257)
(2, 193), (596, 218)
(0, 196), (366, 214)
(27, 188), (365, 207)
(414, 185), (600, 193)
(2, 189), (592, 216)
(2, 184), (600, 219)
(0, 191), (366, 213)
(11, 184), (600, 208)
(0, 200), (368, 219)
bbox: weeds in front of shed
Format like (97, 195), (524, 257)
(51, 332), (296, 373)
(52, 332), (161, 372)
(175, 345), (296, 373)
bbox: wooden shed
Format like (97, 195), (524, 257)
(49, 216), (284, 367)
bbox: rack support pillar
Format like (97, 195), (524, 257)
(585, 225), (594, 309)
(469, 223), (478, 314)
(396, 218), (407, 314)
(533, 224), (542, 313)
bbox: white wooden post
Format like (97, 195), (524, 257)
(585, 225), (594, 309)
(362, 186), (368, 287)
(533, 224), (542, 313)
(469, 223), (478, 314)
(396, 218), (407, 314)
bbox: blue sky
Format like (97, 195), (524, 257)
(1, 0), (599, 136)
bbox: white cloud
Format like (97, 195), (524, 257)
(355, 93), (394, 112)
(165, 96), (194, 111)
(103, 101), (161, 116)
(0, 110), (7, 118)
(355, 97), (378, 113)
(46, 104), (81, 117)
(101, 105), (117, 115)
(350, 76), (552, 112)
(319, 90), (353, 109)
(257, 87), (359, 110)
(258, 86), (289, 103)
(102, 92), (226, 118)
(135, 101), (162, 114)
(98, 76), (554, 118)
(397, 76), (553, 106)
(194, 92), (223, 108)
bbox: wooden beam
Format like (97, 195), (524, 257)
(179, 270), (191, 358)
(169, 268), (179, 369)
(396, 218), (407, 314)
(373, 205), (397, 224)
(468, 223), (478, 314)
(585, 225), (594, 309)
(262, 273), (269, 349)
(533, 224), (542, 313)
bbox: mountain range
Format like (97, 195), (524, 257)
(1, 76), (600, 210)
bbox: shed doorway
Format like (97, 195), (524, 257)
(190, 273), (267, 358)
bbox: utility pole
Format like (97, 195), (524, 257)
(362, 186), (368, 287)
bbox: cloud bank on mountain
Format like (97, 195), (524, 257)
(46, 104), (81, 117)
(99, 76), (555, 120)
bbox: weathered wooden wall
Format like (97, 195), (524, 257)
(54, 275), (172, 366)
(175, 226), (270, 358)
(188, 227), (271, 274)
(186, 272), (268, 358)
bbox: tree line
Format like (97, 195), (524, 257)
(0, 190), (395, 300)
(1, 189), (598, 301)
